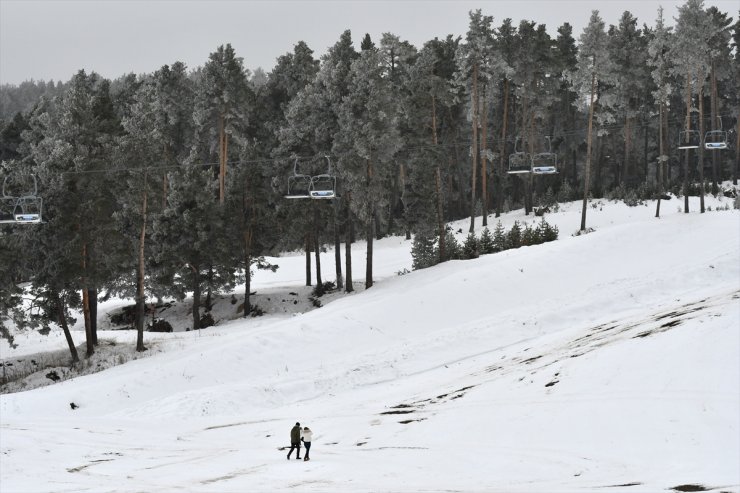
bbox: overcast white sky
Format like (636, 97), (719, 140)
(0, 0), (736, 85)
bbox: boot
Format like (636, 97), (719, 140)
(304, 457), (310, 461)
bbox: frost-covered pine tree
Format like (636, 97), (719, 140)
(116, 80), (165, 351)
(455, 10), (493, 233)
(191, 44), (251, 204)
(334, 48), (401, 289)
(479, 227), (495, 254)
(492, 221), (506, 252)
(569, 10), (616, 232)
(401, 43), (451, 256)
(608, 11), (649, 186)
(647, 7), (673, 218)
(669, 0), (713, 213)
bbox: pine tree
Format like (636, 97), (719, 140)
(670, 0), (713, 213)
(436, 230), (461, 261)
(569, 10), (616, 232)
(552, 23), (579, 186)
(116, 80), (163, 350)
(507, 220), (522, 249)
(705, 7), (734, 192)
(492, 221), (506, 252)
(192, 44), (251, 204)
(479, 227), (495, 254)
(608, 11), (649, 187)
(647, 7), (673, 218)
(455, 10), (494, 233)
(334, 48), (401, 289)
(462, 232), (480, 259)
(521, 223), (537, 246)
(411, 232), (436, 270)
(150, 164), (227, 331)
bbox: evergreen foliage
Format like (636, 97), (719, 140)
(492, 221), (507, 253)
(411, 232), (437, 270)
(462, 232), (480, 259)
(479, 227), (495, 254)
(506, 221), (522, 249)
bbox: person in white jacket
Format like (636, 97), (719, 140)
(301, 426), (313, 461)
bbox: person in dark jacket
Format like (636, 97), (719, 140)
(287, 422), (301, 460)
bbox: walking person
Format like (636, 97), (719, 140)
(287, 422), (301, 460)
(301, 426), (313, 461)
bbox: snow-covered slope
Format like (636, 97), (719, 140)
(1, 196), (739, 493)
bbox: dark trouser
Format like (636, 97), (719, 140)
(287, 442), (301, 458)
(304, 442), (311, 459)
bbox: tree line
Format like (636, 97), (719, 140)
(0, 1), (737, 362)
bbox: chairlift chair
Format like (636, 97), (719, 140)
(284, 158), (312, 199)
(531, 136), (558, 175)
(508, 138), (532, 174)
(0, 174), (42, 224)
(309, 156), (337, 199)
(678, 130), (701, 149)
(310, 175), (336, 199)
(704, 117), (728, 150)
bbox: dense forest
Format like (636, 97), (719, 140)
(1, 1), (738, 361)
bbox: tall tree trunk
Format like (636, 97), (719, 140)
(191, 264), (201, 331)
(469, 63), (479, 233)
(388, 162), (399, 236)
(241, 171), (254, 318)
(683, 69), (692, 214)
(481, 88), (488, 227)
(305, 233), (312, 286)
(435, 167), (445, 263)
(345, 193), (353, 293)
(581, 70), (596, 232)
(497, 79), (509, 218)
(54, 292), (79, 364)
(81, 240), (93, 357)
(163, 143), (170, 210)
(400, 162), (410, 240)
(664, 105), (672, 186)
(454, 144), (464, 218)
(365, 217), (374, 289)
(656, 102), (664, 218)
(88, 287), (98, 346)
(219, 114), (227, 204)
(644, 115), (649, 184)
(333, 198), (343, 290)
(735, 118), (740, 186)
(710, 61), (719, 193)
(243, 228), (252, 318)
(431, 95), (446, 262)
(366, 158), (374, 289)
(314, 207), (323, 291)
(698, 83), (705, 213)
(623, 115), (631, 185)
(205, 267), (213, 312)
(136, 172), (148, 351)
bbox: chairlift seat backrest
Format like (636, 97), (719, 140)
(286, 174), (312, 198)
(1, 174), (43, 224)
(678, 130), (701, 149)
(704, 130), (728, 150)
(508, 152), (532, 174)
(309, 174), (336, 199)
(532, 152), (558, 174)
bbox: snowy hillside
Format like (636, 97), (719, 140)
(1, 195), (739, 493)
